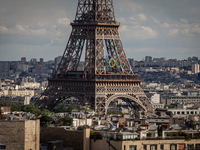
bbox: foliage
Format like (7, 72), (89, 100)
(53, 103), (68, 113)
(58, 115), (73, 126)
(66, 106), (78, 112)
(107, 111), (118, 114)
(90, 131), (102, 141)
(0, 102), (21, 111)
(164, 104), (175, 109)
(40, 109), (55, 116)
(0, 102), (54, 116)
(181, 66), (192, 71)
(107, 111), (128, 115)
(166, 131), (192, 140)
(53, 104), (77, 113)
(90, 130), (95, 136)
(39, 115), (53, 126)
(185, 135), (192, 141)
(21, 105), (41, 116)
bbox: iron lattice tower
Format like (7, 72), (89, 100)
(37, 0), (154, 114)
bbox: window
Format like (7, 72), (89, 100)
(195, 144), (200, 150)
(0, 145), (6, 149)
(191, 111), (194, 114)
(143, 145), (147, 150)
(179, 144), (185, 150)
(187, 144), (194, 150)
(177, 111), (180, 114)
(129, 145), (137, 150)
(124, 145), (126, 150)
(150, 145), (157, 150)
(182, 111), (185, 114)
(187, 111), (189, 114)
(170, 144), (177, 150)
(160, 145), (164, 150)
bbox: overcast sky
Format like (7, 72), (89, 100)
(0, 0), (200, 61)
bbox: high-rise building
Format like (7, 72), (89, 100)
(21, 57), (26, 64)
(192, 56), (198, 61)
(192, 64), (199, 74)
(54, 56), (62, 72)
(0, 61), (10, 72)
(128, 58), (134, 67)
(30, 58), (37, 64)
(40, 58), (44, 65)
(0, 78), (2, 90)
(145, 56), (152, 63)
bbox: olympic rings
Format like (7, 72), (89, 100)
(106, 54), (125, 68)
(109, 58), (116, 68)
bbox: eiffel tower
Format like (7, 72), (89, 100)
(37, 0), (154, 115)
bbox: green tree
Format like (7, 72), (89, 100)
(53, 103), (68, 113)
(11, 103), (22, 111)
(41, 109), (54, 116)
(58, 115), (73, 126)
(164, 104), (175, 109)
(39, 115), (53, 126)
(21, 105), (41, 116)
(66, 106), (77, 112)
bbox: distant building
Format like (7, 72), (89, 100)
(192, 64), (199, 74)
(162, 96), (200, 104)
(128, 58), (134, 67)
(0, 106), (11, 114)
(54, 56), (62, 72)
(0, 95), (32, 105)
(22, 77), (36, 83)
(17, 63), (29, 72)
(168, 108), (200, 116)
(145, 56), (152, 63)
(8, 89), (34, 97)
(0, 119), (40, 150)
(0, 61), (10, 72)
(0, 78), (2, 90)
(21, 57), (26, 64)
(192, 56), (198, 61)
(40, 58), (44, 65)
(30, 58), (37, 64)
(150, 93), (160, 104)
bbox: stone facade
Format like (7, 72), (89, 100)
(8, 89), (34, 97)
(0, 119), (40, 150)
(91, 137), (200, 150)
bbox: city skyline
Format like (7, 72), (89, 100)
(0, 0), (200, 61)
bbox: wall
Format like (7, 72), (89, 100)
(40, 127), (84, 150)
(90, 137), (122, 150)
(0, 121), (25, 150)
(0, 119), (40, 150)
(91, 138), (200, 150)
(25, 119), (40, 150)
(122, 139), (200, 150)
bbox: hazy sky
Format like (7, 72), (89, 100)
(0, 0), (200, 61)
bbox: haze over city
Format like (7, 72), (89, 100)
(0, 0), (200, 61)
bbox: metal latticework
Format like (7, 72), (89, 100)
(37, 0), (154, 115)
